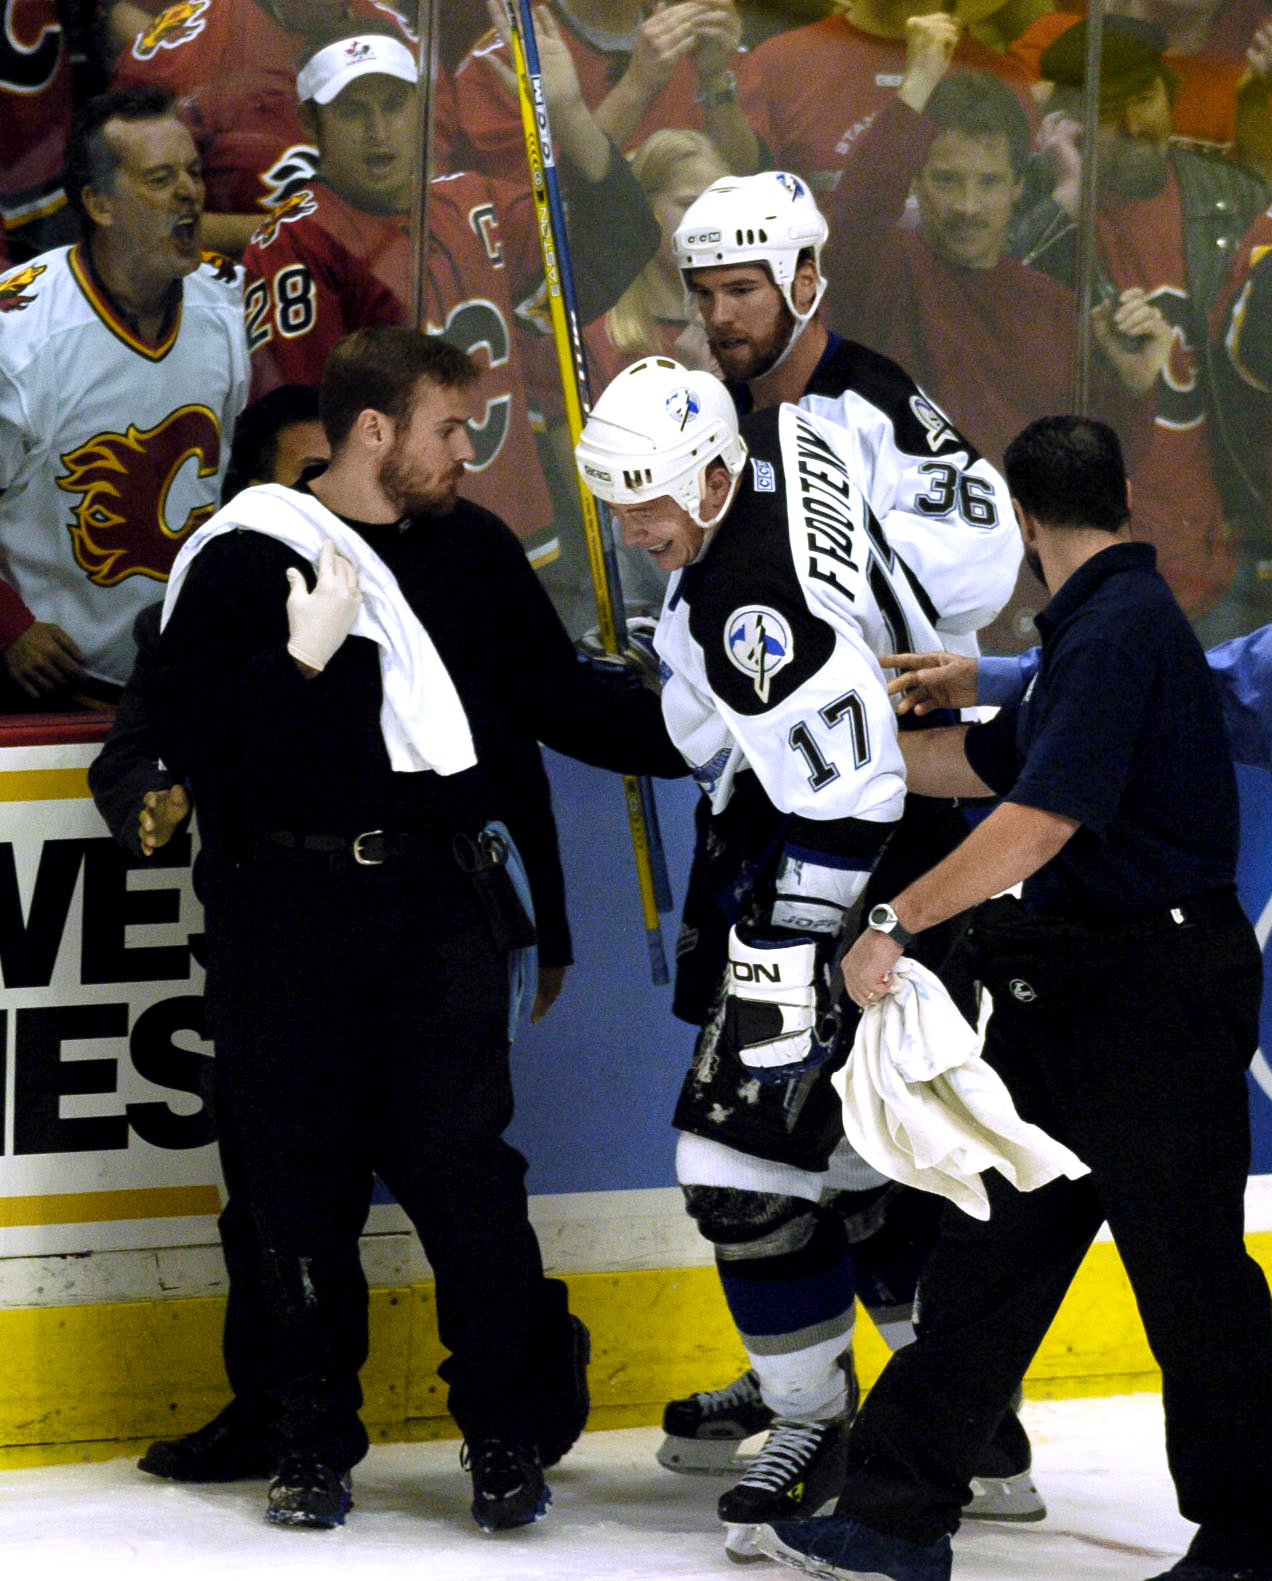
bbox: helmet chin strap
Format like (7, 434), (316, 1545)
(762, 274), (828, 377)
(687, 463), (746, 562)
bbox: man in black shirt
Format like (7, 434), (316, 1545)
(142, 328), (683, 1536)
(756, 416), (1272, 1581)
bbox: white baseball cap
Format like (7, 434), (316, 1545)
(296, 34), (418, 106)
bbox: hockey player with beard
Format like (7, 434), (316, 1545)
(625, 172), (1037, 1559)
(575, 359), (1027, 1562)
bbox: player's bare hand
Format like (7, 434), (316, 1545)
(900, 11), (961, 110)
(690, 0), (742, 87)
(841, 927), (903, 1010)
(139, 783), (191, 857)
(531, 964), (568, 1023)
(882, 650), (977, 714)
(3, 621), (86, 698)
(1091, 288), (1173, 394)
(486, 1), (584, 111)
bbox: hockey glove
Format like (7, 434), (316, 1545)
(722, 922), (844, 1084)
(285, 539), (362, 672)
(574, 614), (662, 690)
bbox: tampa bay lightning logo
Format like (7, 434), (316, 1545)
(725, 605), (794, 702)
(775, 172), (807, 202)
(665, 387), (700, 431)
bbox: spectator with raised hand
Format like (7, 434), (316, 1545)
(1013, 14), (1268, 638)
(738, 0), (1036, 190)
(241, 24), (659, 570)
(822, 11), (1171, 650)
(444, 1), (756, 184)
(1010, 0), (1272, 181)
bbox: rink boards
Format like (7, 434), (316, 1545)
(1, 734), (1272, 1464)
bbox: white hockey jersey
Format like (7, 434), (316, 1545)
(657, 402), (945, 843)
(0, 245), (249, 684)
(790, 336), (1020, 639)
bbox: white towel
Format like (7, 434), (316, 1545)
(162, 484), (476, 776)
(832, 956), (1089, 1220)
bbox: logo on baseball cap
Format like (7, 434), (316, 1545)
(297, 34), (417, 105)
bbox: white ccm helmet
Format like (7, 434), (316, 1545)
(673, 170), (829, 327)
(574, 357), (748, 534)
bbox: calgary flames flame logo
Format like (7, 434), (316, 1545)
(0, 263), (46, 313)
(250, 189), (318, 251)
(57, 406), (222, 586)
(132, 0), (210, 60)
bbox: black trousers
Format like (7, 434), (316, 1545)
(835, 891), (1272, 1569)
(203, 846), (546, 1469)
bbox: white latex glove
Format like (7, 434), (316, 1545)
(285, 538), (362, 671)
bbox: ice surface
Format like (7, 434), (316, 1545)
(0, 1396), (1192, 1579)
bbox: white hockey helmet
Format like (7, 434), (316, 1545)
(575, 357), (748, 531)
(673, 170), (829, 326)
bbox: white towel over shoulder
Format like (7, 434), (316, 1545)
(161, 484), (476, 776)
(832, 956), (1089, 1220)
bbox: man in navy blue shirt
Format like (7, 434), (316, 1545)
(756, 416), (1272, 1581)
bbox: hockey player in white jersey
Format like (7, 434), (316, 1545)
(644, 174), (1038, 1553)
(673, 169), (1017, 637)
(577, 358), (1024, 1560)
(0, 84), (248, 701)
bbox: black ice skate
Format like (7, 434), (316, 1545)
(716, 1416), (848, 1563)
(265, 1452), (353, 1528)
(463, 1438), (551, 1532)
(656, 1369), (776, 1475)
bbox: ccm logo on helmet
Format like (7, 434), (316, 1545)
(583, 464), (613, 482)
(685, 229), (721, 245)
(733, 961), (782, 983)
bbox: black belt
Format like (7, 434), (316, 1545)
(263, 828), (447, 869)
(976, 886), (1240, 944)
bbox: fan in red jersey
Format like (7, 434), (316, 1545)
(243, 28), (659, 563)
(111, 0), (426, 255)
(739, 0), (1036, 191)
(0, 0), (76, 260)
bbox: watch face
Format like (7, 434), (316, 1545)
(869, 905), (893, 930)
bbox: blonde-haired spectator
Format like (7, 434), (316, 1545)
(588, 127), (728, 387)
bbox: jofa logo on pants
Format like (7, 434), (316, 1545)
(1009, 978), (1037, 1003)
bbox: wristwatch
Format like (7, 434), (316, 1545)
(867, 902), (917, 948)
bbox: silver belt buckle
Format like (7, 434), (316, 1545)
(352, 829), (386, 866)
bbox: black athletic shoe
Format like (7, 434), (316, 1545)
(463, 1438), (551, 1532)
(265, 1453), (353, 1528)
(538, 1313), (591, 1468)
(138, 1399), (274, 1483)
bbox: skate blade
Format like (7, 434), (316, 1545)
(963, 1471), (1046, 1522)
(754, 1525), (892, 1579)
(656, 1434), (759, 1476)
(724, 1522), (767, 1563)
